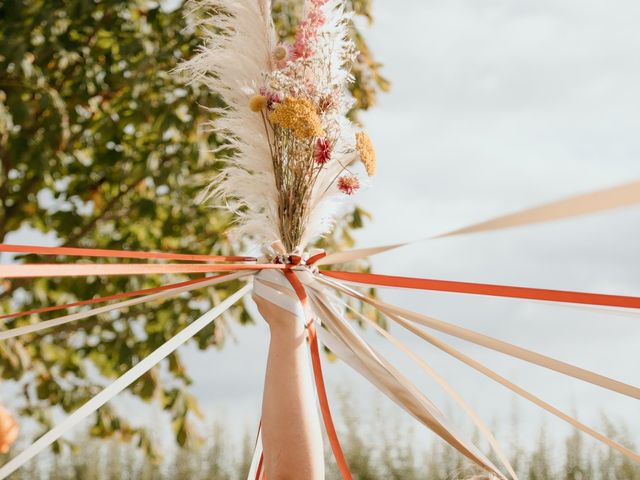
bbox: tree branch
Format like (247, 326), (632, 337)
(62, 172), (147, 247)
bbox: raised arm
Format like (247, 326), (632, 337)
(253, 288), (325, 479)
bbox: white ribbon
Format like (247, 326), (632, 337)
(318, 178), (640, 266)
(306, 285), (506, 479)
(331, 293), (518, 480)
(320, 276), (640, 400)
(0, 272), (251, 340)
(252, 269), (305, 318)
(247, 426), (264, 480)
(319, 276), (640, 465)
(0, 283), (251, 480)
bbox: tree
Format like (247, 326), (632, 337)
(0, 0), (388, 454)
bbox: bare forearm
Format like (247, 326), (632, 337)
(261, 321), (324, 479)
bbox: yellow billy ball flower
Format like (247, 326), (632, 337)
(268, 96), (325, 139)
(249, 95), (268, 112)
(274, 45), (288, 61)
(355, 131), (376, 176)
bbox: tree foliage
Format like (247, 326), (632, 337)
(0, 0), (388, 454)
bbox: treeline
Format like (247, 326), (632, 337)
(3, 412), (638, 479)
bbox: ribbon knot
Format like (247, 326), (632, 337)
(271, 250), (326, 274)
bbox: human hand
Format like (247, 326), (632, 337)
(252, 270), (305, 334)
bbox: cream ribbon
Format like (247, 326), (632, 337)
(319, 277), (640, 465)
(318, 179), (640, 266)
(253, 270), (506, 478)
(0, 272), (251, 340)
(253, 269), (306, 319)
(0, 284), (251, 480)
(321, 277), (640, 400)
(247, 426), (264, 480)
(332, 294), (518, 480)
(307, 285), (506, 479)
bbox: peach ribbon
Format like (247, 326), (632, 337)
(0, 262), (280, 278)
(306, 286), (506, 479)
(0, 243), (255, 262)
(318, 178), (640, 266)
(334, 295), (518, 480)
(320, 277), (640, 465)
(320, 275), (640, 400)
(0, 275), (219, 321)
(0, 273), (249, 340)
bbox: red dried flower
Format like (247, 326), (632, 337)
(337, 174), (360, 195)
(318, 94), (337, 113)
(315, 137), (332, 165)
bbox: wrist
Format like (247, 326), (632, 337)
(268, 319), (305, 337)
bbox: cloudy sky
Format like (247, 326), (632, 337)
(174, 0), (640, 455)
(5, 0), (640, 465)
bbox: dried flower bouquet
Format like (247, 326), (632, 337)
(180, 0), (376, 253)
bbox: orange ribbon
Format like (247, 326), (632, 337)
(282, 255), (352, 480)
(5, 243), (640, 479)
(255, 452), (265, 480)
(321, 271), (640, 309)
(0, 275), (226, 321)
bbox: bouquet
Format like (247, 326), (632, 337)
(182, 0), (375, 254)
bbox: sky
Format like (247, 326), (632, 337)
(5, 0), (640, 466)
(170, 0), (640, 458)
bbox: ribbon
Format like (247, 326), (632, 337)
(321, 270), (640, 310)
(0, 276), (220, 321)
(0, 283), (251, 480)
(318, 277), (640, 465)
(0, 243), (255, 262)
(318, 178), (640, 266)
(253, 260), (352, 480)
(2, 195), (640, 477)
(306, 285), (505, 479)
(0, 273), (248, 340)
(321, 276), (640, 400)
(284, 254), (351, 479)
(0, 262), (281, 278)
(281, 268), (352, 480)
(334, 294), (518, 480)
(246, 424), (264, 480)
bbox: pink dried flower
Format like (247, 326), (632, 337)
(273, 43), (292, 68)
(337, 174), (360, 195)
(302, 77), (318, 97)
(315, 137), (332, 165)
(292, 3), (326, 59)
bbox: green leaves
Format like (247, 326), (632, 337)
(0, 0), (387, 457)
